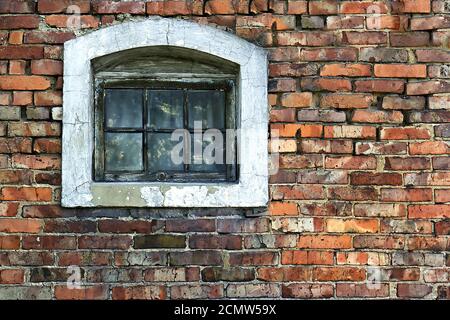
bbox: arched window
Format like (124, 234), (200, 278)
(62, 18), (268, 208)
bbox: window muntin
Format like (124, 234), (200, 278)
(94, 79), (237, 183)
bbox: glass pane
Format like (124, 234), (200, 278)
(147, 133), (184, 173)
(190, 132), (226, 173)
(105, 89), (143, 129)
(148, 90), (184, 129)
(105, 133), (143, 172)
(188, 90), (225, 130)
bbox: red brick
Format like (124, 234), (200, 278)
(381, 188), (433, 202)
(147, 0), (196, 15)
(112, 286), (166, 300)
(0, 137), (32, 153)
(407, 80), (450, 95)
(327, 16), (364, 29)
(367, 15), (407, 31)
(395, 0), (431, 13)
(237, 14), (295, 31)
(78, 236), (132, 249)
(0, 15), (40, 29)
(31, 60), (63, 76)
(313, 267), (366, 281)
(417, 49), (450, 63)
(328, 187), (378, 201)
(337, 283), (389, 297)
(297, 235), (352, 249)
(380, 127), (431, 140)
(324, 125), (376, 139)
(279, 92), (314, 108)
(0, 46), (43, 59)
(269, 202), (298, 216)
(408, 205), (450, 219)
(435, 190), (450, 203)
(407, 237), (448, 251)
(301, 48), (357, 62)
(0, 76), (50, 90)
(384, 157), (431, 171)
(272, 185), (325, 200)
(8, 122), (60, 137)
(340, 1), (388, 14)
(321, 63), (371, 77)
(350, 172), (403, 186)
(0, 0), (35, 13)
(411, 16), (450, 30)
(320, 94), (373, 109)
(410, 141), (449, 155)
(94, 1), (145, 14)
(270, 108), (296, 122)
(9, 61), (25, 76)
(34, 91), (62, 106)
(354, 235), (405, 249)
(352, 110), (403, 124)
(397, 284), (432, 298)
(374, 64), (427, 78)
(309, 0), (338, 14)
(287, 1), (308, 14)
(0, 203), (19, 217)
(58, 251), (111, 266)
(24, 31), (75, 44)
(204, 0), (236, 14)
(38, 0), (91, 13)
(277, 32), (335, 47)
(299, 139), (353, 154)
(355, 80), (405, 93)
(12, 91), (31, 106)
(281, 251), (334, 265)
(0, 269), (24, 284)
(390, 32), (430, 47)
(55, 285), (108, 300)
(0, 236), (20, 249)
(1, 187), (52, 201)
(282, 283), (334, 298)
(33, 138), (61, 153)
(171, 284), (223, 299)
(0, 218), (42, 233)
(12, 155), (61, 170)
(257, 267), (311, 281)
(325, 156), (376, 169)
(45, 15), (99, 29)
(341, 31), (387, 45)
(325, 219), (379, 233)
(382, 96), (425, 110)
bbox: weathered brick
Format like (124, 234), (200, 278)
(320, 94), (373, 109)
(38, 0), (90, 13)
(94, 1), (145, 14)
(374, 64), (427, 78)
(0, 15), (40, 29)
(55, 285), (108, 300)
(0, 76), (50, 90)
(1, 187), (52, 201)
(31, 60), (63, 75)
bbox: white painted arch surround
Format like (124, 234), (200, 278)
(62, 18), (269, 207)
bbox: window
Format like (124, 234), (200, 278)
(62, 18), (268, 208)
(95, 80), (237, 182)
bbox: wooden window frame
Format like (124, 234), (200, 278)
(94, 77), (238, 183)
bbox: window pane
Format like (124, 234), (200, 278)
(190, 133), (226, 173)
(148, 90), (184, 130)
(105, 133), (143, 172)
(147, 133), (184, 173)
(105, 89), (143, 129)
(188, 90), (225, 130)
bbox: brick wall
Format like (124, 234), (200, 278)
(0, 0), (449, 300)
